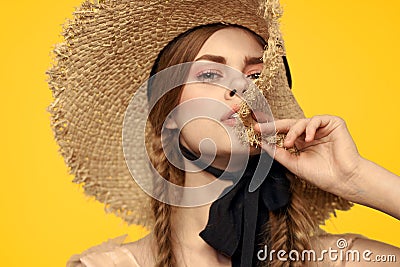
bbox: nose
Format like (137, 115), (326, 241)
(225, 73), (249, 100)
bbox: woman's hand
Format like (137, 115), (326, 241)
(255, 115), (361, 195)
(254, 115), (400, 219)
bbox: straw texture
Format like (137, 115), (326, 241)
(47, 0), (352, 229)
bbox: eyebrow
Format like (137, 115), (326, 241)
(194, 54), (263, 66)
(245, 56), (263, 65)
(195, 54), (226, 64)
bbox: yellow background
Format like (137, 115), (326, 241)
(1, 1), (399, 266)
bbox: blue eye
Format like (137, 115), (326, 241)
(196, 70), (223, 82)
(246, 72), (261, 80)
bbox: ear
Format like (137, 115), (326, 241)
(164, 115), (178, 130)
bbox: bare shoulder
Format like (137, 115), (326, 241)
(343, 234), (400, 266)
(309, 233), (400, 266)
(67, 235), (133, 267)
(122, 233), (156, 266)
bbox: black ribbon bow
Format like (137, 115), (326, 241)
(179, 143), (291, 267)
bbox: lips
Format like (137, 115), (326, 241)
(220, 104), (271, 127)
(221, 105), (241, 126)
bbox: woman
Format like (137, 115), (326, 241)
(48, 0), (400, 266)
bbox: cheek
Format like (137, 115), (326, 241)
(181, 118), (225, 138)
(179, 85), (204, 103)
(179, 119), (229, 147)
(179, 84), (223, 103)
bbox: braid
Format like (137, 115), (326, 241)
(152, 199), (175, 267)
(266, 210), (290, 267)
(148, 129), (184, 267)
(261, 174), (317, 267)
(285, 176), (315, 266)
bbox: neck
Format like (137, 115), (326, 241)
(172, 158), (232, 234)
(170, 158), (232, 262)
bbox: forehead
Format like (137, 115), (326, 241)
(195, 27), (264, 60)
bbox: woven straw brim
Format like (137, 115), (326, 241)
(47, 0), (351, 229)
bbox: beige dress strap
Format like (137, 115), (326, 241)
(67, 235), (141, 267)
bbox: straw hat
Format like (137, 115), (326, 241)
(47, 0), (352, 229)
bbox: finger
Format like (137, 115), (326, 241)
(273, 119), (298, 133)
(254, 119), (298, 135)
(284, 119), (310, 147)
(253, 122), (275, 135)
(251, 110), (271, 124)
(305, 116), (322, 142)
(306, 115), (335, 141)
(261, 140), (298, 172)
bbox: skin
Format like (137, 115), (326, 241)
(111, 28), (400, 266)
(254, 116), (400, 220)
(166, 27), (264, 172)
(168, 27), (265, 265)
(129, 27), (264, 267)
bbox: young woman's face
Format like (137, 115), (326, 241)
(168, 27), (265, 168)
